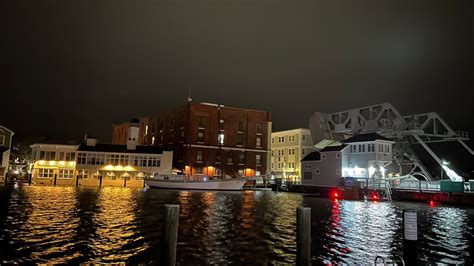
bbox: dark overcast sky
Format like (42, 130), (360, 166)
(1, 0), (473, 142)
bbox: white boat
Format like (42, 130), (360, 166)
(144, 176), (246, 191)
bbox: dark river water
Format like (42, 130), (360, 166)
(0, 184), (473, 264)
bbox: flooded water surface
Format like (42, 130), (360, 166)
(0, 184), (473, 264)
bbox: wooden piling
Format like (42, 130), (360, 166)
(53, 174), (57, 186)
(161, 204), (180, 266)
(297, 206), (311, 266)
(403, 209), (418, 265)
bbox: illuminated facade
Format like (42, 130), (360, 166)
(30, 139), (173, 188)
(271, 128), (314, 183)
(0, 126), (14, 182)
(112, 101), (272, 178)
(301, 133), (394, 188)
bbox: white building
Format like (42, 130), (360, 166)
(0, 126), (14, 182)
(271, 128), (314, 183)
(30, 137), (173, 188)
(301, 133), (394, 188)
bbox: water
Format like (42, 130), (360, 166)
(0, 184), (473, 264)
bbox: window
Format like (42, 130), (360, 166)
(336, 153), (341, 158)
(256, 154), (261, 165)
(237, 134), (243, 146)
(322, 154), (326, 159)
(302, 135), (306, 141)
(272, 138), (274, 144)
(197, 131), (204, 143)
(145, 125), (149, 136)
(197, 151), (203, 162)
(218, 133), (225, 145)
(0, 136), (4, 146)
(256, 124), (262, 134)
(38, 169), (54, 178)
(304, 164), (311, 169)
(196, 167), (202, 175)
(152, 136), (155, 145)
(271, 163), (274, 169)
(378, 144), (383, 153)
(239, 153), (245, 164)
(219, 119), (225, 131)
(302, 149), (306, 155)
(198, 117), (205, 128)
(59, 152), (65, 161)
(58, 169), (74, 179)
(281, 136), (285, 143)
(227, 156), (233, 164)
(315, 169), (320, 175)
(238, 121), (244, 132)
(271, 150), (274, 156)
(256, 137), (262, 148)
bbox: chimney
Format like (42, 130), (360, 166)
(86, 138), (97, 146)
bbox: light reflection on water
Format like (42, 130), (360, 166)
(0, 185), (473, 264)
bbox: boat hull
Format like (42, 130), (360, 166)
(145, 178), (246, 191)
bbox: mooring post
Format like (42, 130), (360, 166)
(28, 173), (32, 185)
(297, 206), (311, 266)
(53, 174), (57, 186)
(161, 204), (180, 266)
(403, 209), (418, 265)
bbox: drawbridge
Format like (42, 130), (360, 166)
(309, 103), (472, 182)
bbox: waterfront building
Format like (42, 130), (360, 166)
(112, 101), (272, 178)
(301, 133), (394, 188)
(0, 126), (14, 182)
(30, 137), (173, 188)
(270, 128), (314, 183)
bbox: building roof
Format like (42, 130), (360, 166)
(343, 133), (390, 143)
(320, 144), (347, 152)
(301, 151), (321, 162)
(272, 128), (311, 135)
(0, 126), (14, 134)
(78, 143), (165, 154)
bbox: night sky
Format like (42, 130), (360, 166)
(2, 0), (473, 143)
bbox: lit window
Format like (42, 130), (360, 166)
(256, 137), (262, 148)
(145, 125), (149, 136)
(197, 151), (203, 162)
(218, 133), (225, 145)
(256, 154), (261, 165)
(197, 131), (204, 143)
(152, 136), (155, 145)
(237, 134), (243, 146)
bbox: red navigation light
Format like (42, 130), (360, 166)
(370, 192), (379, 201)
(334, 192), (339, 198)
(331, 190), (340, 200)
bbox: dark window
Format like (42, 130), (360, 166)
(238, 121), (244, 132)
(237, 134), (243, 146)
(239, 153), (245, 164)
(256, 124), (262, 134)
(198, 117), (205, 128)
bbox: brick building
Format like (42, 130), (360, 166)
(112, 101), (272, 178)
